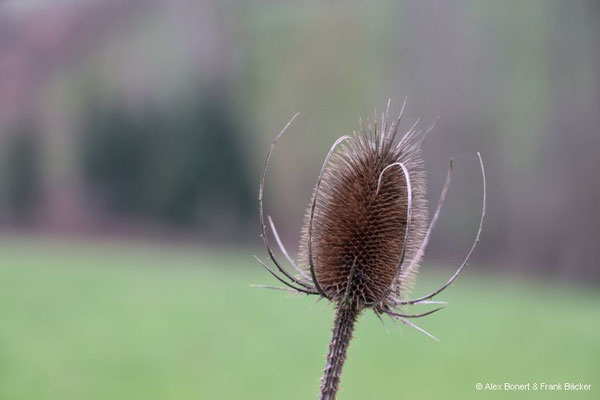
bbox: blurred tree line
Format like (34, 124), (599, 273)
(0, 0), (598, 280)
(81, 90), (253, 229)
(2, 89), (255, 237)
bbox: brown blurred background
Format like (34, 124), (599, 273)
(1, 0), (599, 280)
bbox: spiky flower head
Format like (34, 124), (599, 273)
(297, 103), (429, 309)
(255, 99), (485, 400)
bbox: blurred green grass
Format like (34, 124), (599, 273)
(0, 237), (598, 400)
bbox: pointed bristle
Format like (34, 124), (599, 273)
(298, 111), (428, 306)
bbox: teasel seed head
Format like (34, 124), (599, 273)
(254, 99), (486, 400)
(297, 104), (429, 309)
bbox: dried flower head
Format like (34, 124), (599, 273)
(254, 99), (486, 400)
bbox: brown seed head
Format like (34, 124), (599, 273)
(298, 109), (429, 307)
(256, 103), (485, 400)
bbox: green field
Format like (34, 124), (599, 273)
(0, 237), (598, 400)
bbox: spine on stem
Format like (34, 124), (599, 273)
(319, 303), (359, 400)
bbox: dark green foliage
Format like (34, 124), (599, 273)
(1, 126), (40, 223)
(81, 91), (254, 230)
(83, 104), (150, 215)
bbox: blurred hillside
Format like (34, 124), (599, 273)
(0, 0), (599, 280)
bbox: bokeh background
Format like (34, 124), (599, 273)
(1, 1), (599, 399)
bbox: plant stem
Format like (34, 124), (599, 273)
(319, 303), (359, 400)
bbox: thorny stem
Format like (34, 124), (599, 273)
(319, 303), (360, 400)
